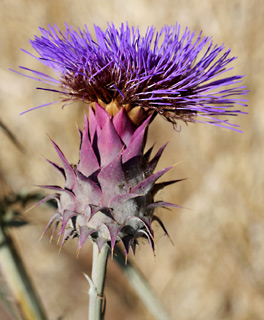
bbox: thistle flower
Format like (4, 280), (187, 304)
(37, 104), (180, 254)
(14, 23), (247, 130)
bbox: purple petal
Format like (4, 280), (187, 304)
(88, 107), (99, 142)
(97, 117), (123, 167)
(151, 179), (185, 196)
(98, 153), (127, 206)
(152, 216), (173, 243)
(95, 102), (111, 128)
(60, 229), (74, 248)
(78, 226), (95, 251)
(135, 229), (155, 252)
(121, 236), (135, 256)
(126, 216), (154, 239)
(31, 193), (59, 209)
(41, 212), (61, 238)
(108, 193), (141, 223)
(106, 224), (123, 251)
(113, 108), (134, 146)
(131, 166), (173, 195)
(50, 139), (76, 189)
(60, 210), (77, 235)
(77, 114), (100, 176)
(144, 143), (168, 177)
(122, 118), (150, 163)
(95, 237), (108, 253)
(147, 201), (182, 210)
(46, 159), (65, 179)
(74, 170), (102, 206)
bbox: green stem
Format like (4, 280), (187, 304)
(114, 246), (171, 320)
(0, 226), (47, 320)
(88, 242), (109, 320)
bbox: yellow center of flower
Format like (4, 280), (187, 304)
(92, 98), (151, 126)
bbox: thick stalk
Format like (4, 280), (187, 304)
(88, 242), (109, 320)
(0, 227), (47, 320)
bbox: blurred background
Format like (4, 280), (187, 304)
(0, 0), (263, 319)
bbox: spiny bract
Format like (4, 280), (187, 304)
(38, 104), (180, 255)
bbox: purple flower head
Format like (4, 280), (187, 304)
(14, 23), (248, 130)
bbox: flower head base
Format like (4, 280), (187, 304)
(15, 23), (247, 130)
(38, 104), (180, 255)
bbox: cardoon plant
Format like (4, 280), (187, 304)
(13, 22), (247, 319)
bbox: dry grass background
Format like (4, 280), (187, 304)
(0, 0), (263, 319)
